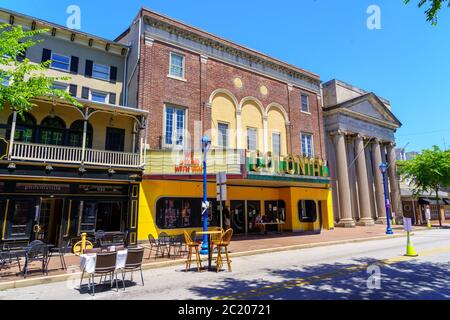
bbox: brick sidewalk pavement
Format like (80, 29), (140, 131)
(0, 222), (444, 285)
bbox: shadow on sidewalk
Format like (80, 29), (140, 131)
(187, 258), (450, 300)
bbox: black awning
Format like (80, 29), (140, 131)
(419, 197), (446, 205)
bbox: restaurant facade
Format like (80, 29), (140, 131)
(0, 9), (148, 247)
(117, 8), (334, 240)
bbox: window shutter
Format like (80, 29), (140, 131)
(69, 84), (78, 97)
(109, 66), (117, 83)
(81, 87), (90, 99)
(42, 48), (52, 64)
(85, 60), (93, 77)
(70, 56), (79, 74)
(109, 93), (116, 105)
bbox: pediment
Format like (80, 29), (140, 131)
(327, 93), (401, 128)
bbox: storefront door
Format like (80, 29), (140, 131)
(230, 200), (261, 234)
(230, 200), (246, 234)
(37, 198), (64, 245)
(4, 199), (36, 241)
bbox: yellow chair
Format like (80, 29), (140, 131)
(183, 231), (202, 272)
(214, 228), (233, 272)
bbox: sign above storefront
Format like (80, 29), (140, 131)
(246, 151), (329, 178)
(16, 183), (71, 194)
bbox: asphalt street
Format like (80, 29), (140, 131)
(1, 228), (450, 300)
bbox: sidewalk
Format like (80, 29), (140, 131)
(0, 223), (443, 290)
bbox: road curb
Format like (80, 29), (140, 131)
(0, 229), (427, 291)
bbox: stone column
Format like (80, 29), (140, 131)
(334, 131), (355, 227)
(387, 142), (402, 218)
(372, 139), (387, 223)
(355, 135), (375, 226)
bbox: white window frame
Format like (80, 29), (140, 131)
(90, 90), (108, 104)
(247, 127), (258, 152)
(50, 53), (71, 72)
(301, 93), (310, 114)
(92, 63), (110, 81)
(272, 131), (281, 156)
(163, 104), (187, 149)
(217, 122), (229, 149)
(52, 82), (69, 92)
(168, 52), (186, 80)
(301, 133), (314, 158)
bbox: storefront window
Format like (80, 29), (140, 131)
(75, 201), (125, 235)
(156, 197), (219, 229)
(7, 200), (35, 239)
(298, 200), (317, 223)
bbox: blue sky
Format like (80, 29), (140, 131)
(2, 0), (449, 152)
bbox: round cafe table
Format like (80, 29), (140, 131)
(196, 230), (222, 271)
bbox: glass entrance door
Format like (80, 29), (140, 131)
(247, 201), (261, 233)
(230, 200), (246, 234)
(38, 199), (64, 245)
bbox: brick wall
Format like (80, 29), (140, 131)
(137, 38), (326, 160)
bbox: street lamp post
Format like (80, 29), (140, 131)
(200, 135), (211, 255)
(379, 163), (393, 235)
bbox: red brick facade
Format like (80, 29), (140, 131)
(134, 10), (326, 160)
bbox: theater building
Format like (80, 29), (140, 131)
(0, 9), (148, 246)
(117, 8), (334, 240)
(322, 80), (402, 227)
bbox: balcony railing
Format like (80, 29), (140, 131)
(10, 141), (143, 168)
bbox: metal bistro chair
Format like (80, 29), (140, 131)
(183, 231), (202, 272)
(81, 251), (118, 296)
(120, 247), (145, 290)
(94, 230), (106, 247)
(158, 232), (171, 257)
(214, 228), (234, 273)
(22, 240), (49, 278)
(171, 234), (188, 257)
(147, 234), (165, 259)
(47, 236), (71, 270)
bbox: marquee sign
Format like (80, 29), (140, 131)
(246, 151), (329, 178)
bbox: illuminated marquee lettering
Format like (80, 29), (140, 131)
(247, 150), (328, 177)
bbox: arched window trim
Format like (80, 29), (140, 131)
(6, 112), (37, 143)
(39, 116), (67, 146)
(68, 120), (93, 148)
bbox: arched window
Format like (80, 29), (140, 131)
(68, 120), (93, 148)
(7, 112), (36, 143)
(39, 116), (66, 145)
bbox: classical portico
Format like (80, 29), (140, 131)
(322, 80), (402, 227)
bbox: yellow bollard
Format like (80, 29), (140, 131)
(81, 232), (87, 254)
(427, 220), (432, 229)
(405, 231), (418, 257)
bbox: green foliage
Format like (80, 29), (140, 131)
(398, 146), (450, 197)
(0, 24), (81, 117)
(404, 0), (450, 25)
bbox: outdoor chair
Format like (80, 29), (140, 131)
(158, 232), (171, 257)
(22, 240), (49, 278)
(80, 251), (118, 296)
(146, 234), (165, 259)
(171, 234), (188, 257)
(214, 228), (233, 272)
(120, 247), (145, 289)
(94, 230), (106, 247)
(47, 236), (70, 270)
(183, 231), (202, 272)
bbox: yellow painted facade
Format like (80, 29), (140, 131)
(241, 100), (264, 151)
(267, 107), (287, 155)
(211, 93), (237, 148)
(138, 179), (333, 241)
(0, 104), (135, 152)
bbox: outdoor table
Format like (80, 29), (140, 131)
(196, 230), (222, 271)
(79, 249), (128, 274)
(256, 222), (285, 234)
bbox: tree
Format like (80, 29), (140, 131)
(404, 0), (450, 25)
(0, 24), (81, 118)
(398, 146), (450, 227)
